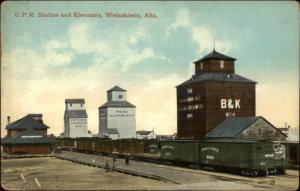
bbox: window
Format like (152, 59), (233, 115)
(258, 128), (262, 135)
(118, 95), (123, 99)
(180, 106), (187, 111)
(70, 103), (72, 107)
(188, 105), (193, 110)
(220, 60), (224, 69)
(187, 88), (193, 94)
(81, 103), (83, 107)
(187, 97), (194, 102)
(194, 96), (201, 101)
(187, 113), (193, 119)
(200, 63), (203, 70)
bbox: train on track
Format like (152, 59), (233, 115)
(54, 137), (298, 177)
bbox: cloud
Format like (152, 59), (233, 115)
(131, 74), (185, 134)
(121, 47), (155, 72)
(167, 8), (190, 35)
(167, 8), (231, 56)
(129, 27), (147, 45)
(191, 26), (231, 55)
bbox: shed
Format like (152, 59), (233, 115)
(206, 116), (287, 141)
(104, 128), (119, 140)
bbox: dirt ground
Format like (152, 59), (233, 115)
(1, 157), (170, 190)
(1, 157), (299, 190)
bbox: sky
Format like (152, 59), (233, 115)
(1, 1), (299, 137)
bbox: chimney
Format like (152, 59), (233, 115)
(7, 116), (10, 125)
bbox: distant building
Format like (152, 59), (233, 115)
(277, 127), (289, 136)
(1, 114), (54, 154)
(136, 130), (156, 139)
(103, 128), (120, 140)
(156, 134), (176, 140)
(98, 85), (136, 139)
(64, 99), (89, 138)
(206, 116), (287, 141)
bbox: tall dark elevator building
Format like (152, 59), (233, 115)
(176, 49), (256, 139)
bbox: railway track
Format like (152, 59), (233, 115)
(54, 152), (179, 184)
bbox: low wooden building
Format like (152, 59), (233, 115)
(1, 114), (54, 154)
(206, 116), (287, 141)
(2, 129), (54, 154)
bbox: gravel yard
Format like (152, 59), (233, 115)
(1, 154), (299, 190)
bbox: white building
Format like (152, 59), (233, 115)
(136, 130), (156, 139)
(64, 99), (89, 138)
(98, 86), (136, 139)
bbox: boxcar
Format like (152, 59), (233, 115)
(160, 140), (199, 165)
(144, 139), (160, 154)
(97, 140), (113, 154)
(199, 140), (288, 176)
(281, 141), (299, 169)
(159, 139), (288, 176)
(76, 138), (98, 153)
(55, 138), (76, 148)
(132, 139), (145, 154)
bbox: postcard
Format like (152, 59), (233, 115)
(1, 1), (299, 190)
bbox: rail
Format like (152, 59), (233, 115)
(54, 153), (178, 184)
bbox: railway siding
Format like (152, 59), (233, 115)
(54, 151), (290, 188)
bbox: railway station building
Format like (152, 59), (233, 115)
(64, 99), (89, 138)
(176, 49), (256, 139)
(98, 85), (136, 139)
(1, 114), (54, 154)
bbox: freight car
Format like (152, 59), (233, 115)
(280, 141), (299, 169)
(54, 138), (289, 176)
(161, 140), (288, 176)
(63, 138), (145, 156)
(143, 139), (160, 154)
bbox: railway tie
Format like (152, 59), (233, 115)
(54, 153), (179, 184)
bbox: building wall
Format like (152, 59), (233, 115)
(68, 118), (88, 138)
(64, 115), (69, 137)
(5, 144), (52, 154)
(177, 81), (255, 139)
(204, 82), (256, 136)
(66, 103), (85, 110)
(109, 134), (119, 140)
(99, 107), (136, 139)
(236, 118), (286, 141)
(99, 108), (108, 137)
(8, 129), (47, 138)
(8, 130), (23, 138)
(177, 83), (206, 139)
(107, 91), (127, 102)
(195, 60), (235, 74)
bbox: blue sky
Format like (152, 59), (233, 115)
(1, 1), (299, 137)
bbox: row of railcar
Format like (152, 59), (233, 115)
(54, 138), (294, 176)
(160, 140), (288, 176)
(55, 137), (145, 155)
